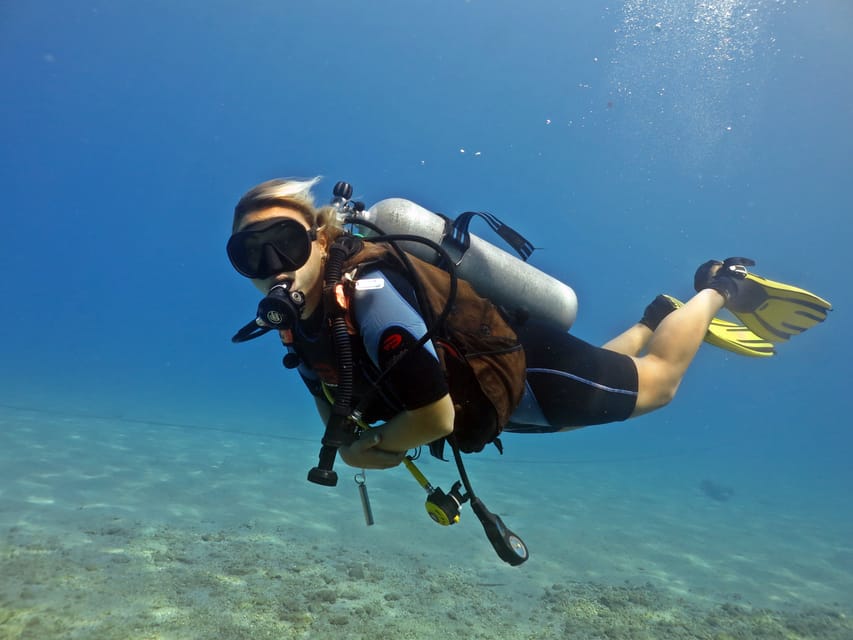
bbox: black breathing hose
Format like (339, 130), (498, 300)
(307, 239), (358, 486)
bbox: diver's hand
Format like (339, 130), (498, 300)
(339, 432), (407, 470)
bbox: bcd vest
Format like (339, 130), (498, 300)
(286, 241), (527, 454)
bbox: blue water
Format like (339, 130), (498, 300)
(2, 1), (852, 636)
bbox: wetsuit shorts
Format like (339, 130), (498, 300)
(506, 320), (639, 433)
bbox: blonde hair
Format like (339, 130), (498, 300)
(232, 177), (343, 241)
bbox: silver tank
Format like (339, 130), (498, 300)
(355, 198), (577, 331)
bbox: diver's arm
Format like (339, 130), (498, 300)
(315, 392), (453, 445)
(316, 391), (454, 470)
(365, 393), (454, 451)
(338, 394), (454, 470)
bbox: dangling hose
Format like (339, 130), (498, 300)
(307, 237), (360, 486)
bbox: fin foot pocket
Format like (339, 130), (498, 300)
(693, 258), (831, 344)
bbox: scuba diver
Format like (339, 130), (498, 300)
(227, 176), (831, 564)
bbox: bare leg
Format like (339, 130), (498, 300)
(629, 289), (725, 416)
(602, 324), (654, 357)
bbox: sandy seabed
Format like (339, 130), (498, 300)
(1, 405), (851, 639)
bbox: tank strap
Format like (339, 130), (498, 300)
(442, 211), (535, 262)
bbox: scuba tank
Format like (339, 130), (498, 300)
(352, 198), (578, 331)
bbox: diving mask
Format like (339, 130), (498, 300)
(227, 218), (317, 279)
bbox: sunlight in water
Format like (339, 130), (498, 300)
(610, 0), (792, 165)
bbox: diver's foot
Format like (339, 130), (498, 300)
(639, 294), (678, 331)
(694, 257), (755, 301)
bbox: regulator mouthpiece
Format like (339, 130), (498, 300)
(257, 281), (305, 331)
